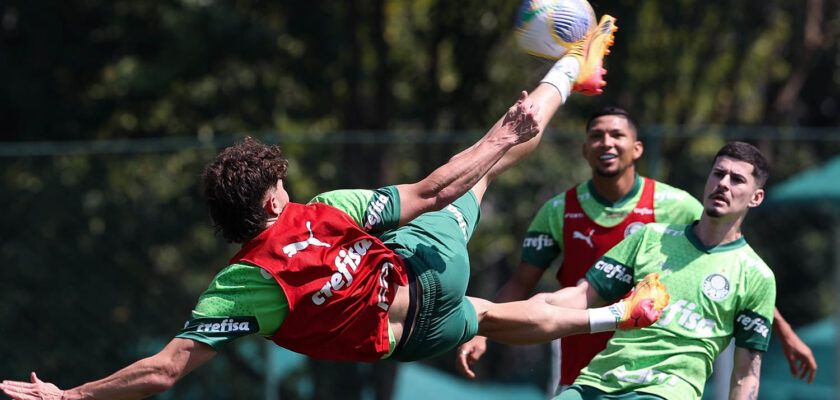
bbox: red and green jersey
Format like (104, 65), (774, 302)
(231, 202), (406, 362)
(520, 175), (702, 385)
(576, 222), (776, 400)
(521, 176), (702, 268)
(176, 187), (403, 355)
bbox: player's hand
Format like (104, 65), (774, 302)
(780, 330), (818, 384)
(500, 91), (541, 146)
(456, 336), (489, 379)
(1, 372), (64, 400)
(617, 273), (669, 330)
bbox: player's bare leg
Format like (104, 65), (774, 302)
(470, 15), (618, 203)
(469, 273), (668, 344)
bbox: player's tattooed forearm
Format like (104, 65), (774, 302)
(747, 349), (763, 399)
(748, 349), (763, 378)
(747, 383), (758, 400)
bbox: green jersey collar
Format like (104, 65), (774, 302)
(685, 221), (747, 253)
(587, 173), (643, 208)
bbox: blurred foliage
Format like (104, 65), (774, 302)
(1, 0), (839, 398)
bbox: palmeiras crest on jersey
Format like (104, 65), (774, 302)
(702, 273), (731, 301)
(623, 221), (646, 238)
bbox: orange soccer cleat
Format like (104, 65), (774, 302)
(563, 14), (618, 95)
(617, 272), (670, 330)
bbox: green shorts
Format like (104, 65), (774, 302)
(382, 191), (481, 362)
(554, 385), (666, 400)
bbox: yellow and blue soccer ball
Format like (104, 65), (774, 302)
(514, 0), (596, 60)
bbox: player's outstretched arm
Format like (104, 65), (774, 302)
(773, 307), (818, 384)
(396, 91), (541, 225)
(730, 347), (763, 400)
(1, 338), (216, 400)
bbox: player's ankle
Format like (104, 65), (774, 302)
(539, 57), (581, 101)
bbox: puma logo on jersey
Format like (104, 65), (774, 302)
(283, 221), (331, 257)
(573, 229), (595, 248)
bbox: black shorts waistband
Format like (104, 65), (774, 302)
(390, 258), (418, 357)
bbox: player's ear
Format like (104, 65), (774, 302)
(633, 140), (644, 161)
(748, 188), (765, 208)
(264, 188), (283, 216)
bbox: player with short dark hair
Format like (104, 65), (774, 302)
(547, 141), (777, 399)
(457, 111), (816, 390)
(457, 106), (702, 385)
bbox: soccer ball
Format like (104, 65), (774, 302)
(514, 0), (596, 60)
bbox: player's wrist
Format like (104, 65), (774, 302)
(588, 302), (625, 333)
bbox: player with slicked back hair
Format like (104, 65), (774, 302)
(545, 142), (778, 400)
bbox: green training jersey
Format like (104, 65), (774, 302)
(521, 175), (703, 268)
(176, 186), (402, 349)
(576, 222), (776, 400)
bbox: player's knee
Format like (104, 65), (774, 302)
(467, 297), (492, 322)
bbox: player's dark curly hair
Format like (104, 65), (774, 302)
(202, 137), (289, 243)
(714, 141), (770, 188)
(585, 106), (639, 136)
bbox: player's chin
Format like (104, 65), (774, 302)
(703, 206), (725, 218)
(595, 166), (621, 178)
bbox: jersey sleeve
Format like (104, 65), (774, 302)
(176, 263), (288, 351)
(585, 225), (646, 302)
(308, 186), (401, 234)
(733, 255), (776, 351)
(653, 182), (703, 224)
(519, 196), (564, 269)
